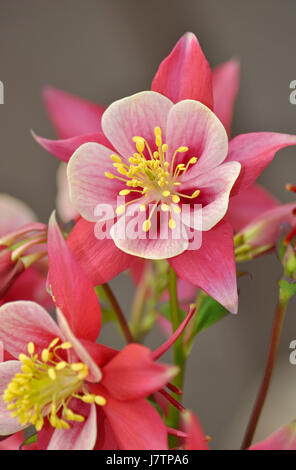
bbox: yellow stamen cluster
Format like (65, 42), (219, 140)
(105, 126), (200, 232)
(3, 339), (106, 431)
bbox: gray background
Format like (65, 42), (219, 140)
(1, 0), (296, 449)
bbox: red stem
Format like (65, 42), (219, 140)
(241, 301), (287, 449)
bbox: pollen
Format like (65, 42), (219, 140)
(142, 220), (151, 232)
(3, 339), (106, 432)
(105, 126), (201, 231)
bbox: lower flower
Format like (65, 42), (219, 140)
(0, 302), (176, 450)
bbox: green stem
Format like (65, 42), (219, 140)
(101, 283), (134, 344)
(241, 298), (288, 449)
(130, 263), (153, 340)
(167, 267), (186, 435)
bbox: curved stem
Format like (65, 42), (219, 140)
(167, 267), (186, 438)
(101, 283), (134, 344)
(241, 299), (288, 449)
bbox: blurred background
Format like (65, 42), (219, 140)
(1, 0), (296, 449)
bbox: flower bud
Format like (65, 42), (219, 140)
(234, 203), (296, 262)
(0, 245), (25, 297)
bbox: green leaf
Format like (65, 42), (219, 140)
(19, 432), (37, 449)
(159, 302), (186, 323)
(193, 296), (228, 336)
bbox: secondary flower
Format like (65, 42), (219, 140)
(0, 213), (179, 450)
(181, 411), (209, 450)
(233, 182), (296, 261)
(0, 194), (50, 306)
(234, 201), (296, 261)
(35, 32), (296, 314)
(249, 421), (296, 450)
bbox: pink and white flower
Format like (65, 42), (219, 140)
(35, 32), (296, 314)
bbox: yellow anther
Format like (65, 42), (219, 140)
(189, 157), (198, 164)
(48, 368), (56, 380)
(78, 369), (89, 380)
(64, 409), (75, 420)
(49, 338), (60, 350)
(7, 403), (17, 410)
(105, 172), (115, 179)
(156, 135), (162, 147)
(178, 146), (189, 152)
(116, 205), (126, 215)
(60, 342), (72, 350)
(41, 349), (50, 363)
(19, 353), (29, 362)
(132, 137), (145, 153)
(80, 394), (96, 404)
(63, 420), (72, 429)
(162, 190), (170, 197)
(162, 144), (168, 152)
(161, 203), (169, 212)
(35, 417), (44, 431)
(154, 126), (162, 136)
(169, 219), (176, 230)
(116, 166), (128, 176)
(172, 195), (180, 203)
(27, 342), (35, 355)
(71, 363), (85, 372)
(142, 220), (151, 232)
(65, 409), (85, 422)
(55, 361), (67, 370)
(95, 396), (107, 406)
(192, 189), (200, 198)
(110, 154), (122, 163)
(21, 365), (32, 374)
(119, 189), (131, 196)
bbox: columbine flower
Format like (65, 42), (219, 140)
(65, 91), (241, 313)
(67, 91), (241, 256)
(0, 214), (179, 450)
(181, 411), (209, 450)
(34, 32), (296, 314)
(249, 421), (296, 450)
(233, 183), (296, 261)
(0, 194), (49, 306)
(234, 201), (296, 261)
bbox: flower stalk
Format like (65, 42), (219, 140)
(101, 283), (134, 344)
(167, 266), (187, 436)
(241, 295), (288, 449)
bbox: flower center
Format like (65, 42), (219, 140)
(105, 126), (200, 232)
(3, 339), (106, 431)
